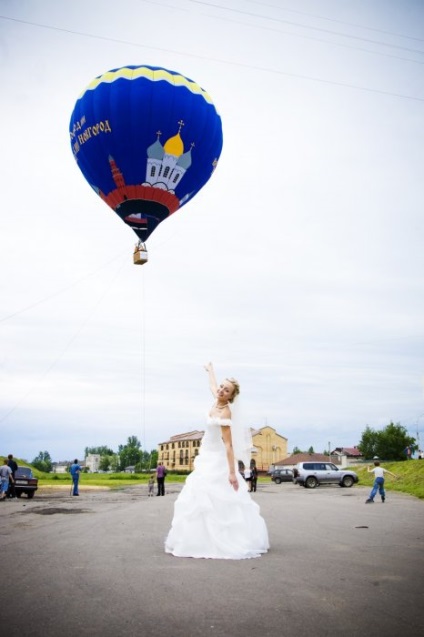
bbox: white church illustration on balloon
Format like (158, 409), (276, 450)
(143, 120), (194, 194)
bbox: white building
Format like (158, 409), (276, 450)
(85, 454), (101, 473)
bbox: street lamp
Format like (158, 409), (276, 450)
(416, 413), (424, 453)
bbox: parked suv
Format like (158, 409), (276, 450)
(293, 462), (358, 489)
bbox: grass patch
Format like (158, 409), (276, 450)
(352, 460), (424, 500)
(24, 468), (188, 490)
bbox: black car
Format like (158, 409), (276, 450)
(271, 468), (294, 484)
(14, 467), (38, 498)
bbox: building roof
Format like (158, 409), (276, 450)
(275, 453), (341, 465)
(159, 430), (204, 445)
(251, 426), (288, 440)
(331, 447), (363, 457)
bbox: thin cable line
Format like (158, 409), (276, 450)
(246, 0), (424, 44)
(0, 255), (128, 425)
(210, 13), (424, 67)
(191, 0), (424, 56)
(140, 267), (147, 453)
(0, 250), (127, 324)
(1, 15), (423, 102)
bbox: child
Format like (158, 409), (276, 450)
(148, 474), (155, 497)
(365, 459), (397, 503)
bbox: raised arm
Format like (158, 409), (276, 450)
(204, 362), (218, 397)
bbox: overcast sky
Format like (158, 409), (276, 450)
(1, 0), (423, 462)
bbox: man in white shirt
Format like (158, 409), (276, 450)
(365, 459), (397, 503)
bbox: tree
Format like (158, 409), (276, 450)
(358, 422), (417, 461)
(134, 450), (158, 472)
(84, 445), (114, 457)
(99, 455), (111, 472)
(292, 446), (302, 455)
(307, 446), (315, 454)
(357, 425), (380, 459)
(109, 454), (120, 472)
(149, 449), (158, 469)
(118, 436), (142, 470)
(32, 451), (53, 473)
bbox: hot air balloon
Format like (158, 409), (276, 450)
(69, 65), (223, 264)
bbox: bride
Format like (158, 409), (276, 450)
(164, 362), (269, 559)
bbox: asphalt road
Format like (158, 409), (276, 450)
(1, 481), (423, 637)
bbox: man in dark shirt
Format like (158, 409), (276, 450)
(156, 462), (167, 496)
(7, 454), (18, 498)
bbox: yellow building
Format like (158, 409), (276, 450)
(158, 430), (203, 471)
(158, 425), (287, 473)
(251, 426), (288, 471)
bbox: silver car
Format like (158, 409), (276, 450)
(293, 462), (359, 489)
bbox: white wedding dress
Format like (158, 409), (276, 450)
(165, 416), (269, 559)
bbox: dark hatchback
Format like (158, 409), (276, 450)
(14, 467), (38, 498)
(271, 469), (294, 484)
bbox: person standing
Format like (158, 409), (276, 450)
(7, 454), (18, 499)
(251, 465), (258, 492)
(70, 459), (82, 496)
(0, 459), (13, 501)
(165, 362), (269, 559)
(244, 466), (252, 492)
(365, 460), (397, 503)
(156, 463), (166, 496)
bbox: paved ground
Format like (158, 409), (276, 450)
(1, 481), (423, 637)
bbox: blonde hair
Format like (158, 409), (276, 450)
(226, 377), (240, 403)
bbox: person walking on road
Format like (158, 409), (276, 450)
(365, 459), (397, 503)
(156, 463), (166, 496)
(70, 459), (83, 496)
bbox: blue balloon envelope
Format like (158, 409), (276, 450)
(69, 65), (223, 243)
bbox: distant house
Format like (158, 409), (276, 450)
(52, 462), (69, 474)
(331, 446), (363, 466)
(85, 454), (101, 473)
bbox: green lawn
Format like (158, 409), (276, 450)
(29, 468), (187, 490)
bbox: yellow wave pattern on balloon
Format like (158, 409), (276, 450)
(78, 66), (214, 104)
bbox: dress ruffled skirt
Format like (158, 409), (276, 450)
(165, 447), (269, 560)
